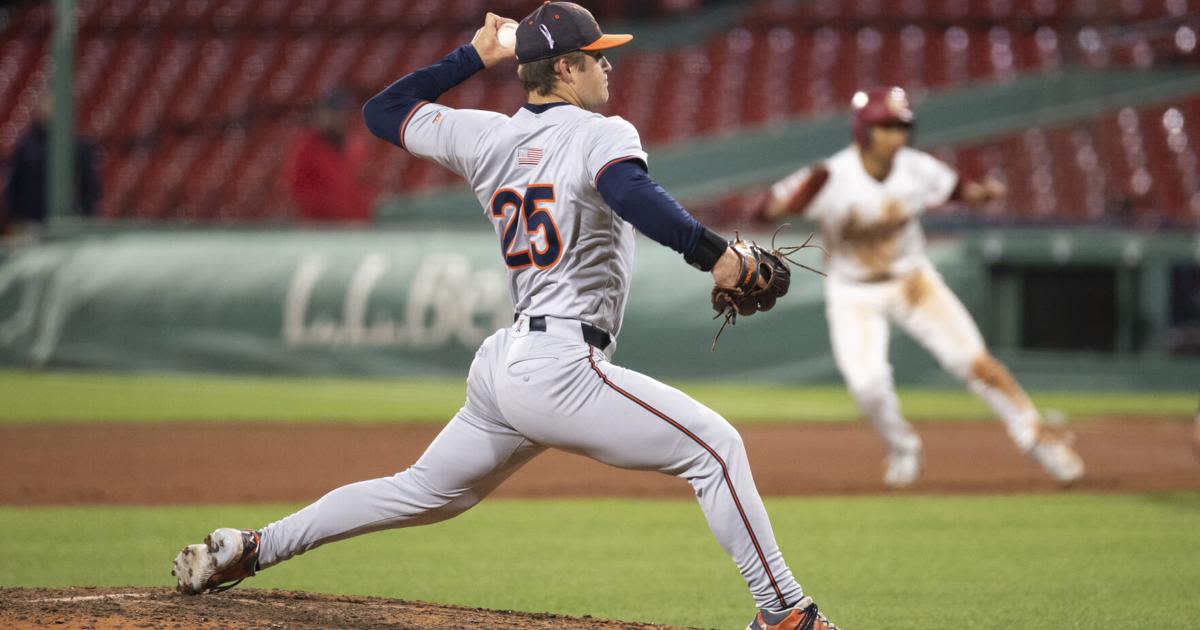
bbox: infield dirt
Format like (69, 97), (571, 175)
(2, 418), (1197, 505)
(5, 418), (1197, 629)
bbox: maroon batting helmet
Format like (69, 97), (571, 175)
(852, 86), (915, 147)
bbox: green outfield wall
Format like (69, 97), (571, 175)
(0, 228), (1196, 389)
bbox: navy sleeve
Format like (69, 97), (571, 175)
(362, 44), (486, 147)
(597, 160), (725, 270)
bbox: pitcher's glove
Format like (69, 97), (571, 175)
(711, 240), (790, 318)
(711, 226), (826, 350)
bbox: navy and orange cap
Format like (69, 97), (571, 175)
(515, 1), (633, 63)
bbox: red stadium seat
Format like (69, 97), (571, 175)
(1012, 27), (1059, 71)
(782, 30), (819, 115)
(102, 37), (160, 137)
(127, 37), (199, 138)
(75, 0), (111, 31)
(1044, 125), (1089, 220)
(850, 27), (884, 98)
(2, 0), (1195, 223)
(298, 36), (367, 103)
(986, 26), (1017, 79)
(0, 37), (46, 159)
(808, 27), (843, 111)
(742, 27), (795, 125)
(876, 28), (909, 89)
(327, 0), (370, 30)
(930, 97), (1200, 226)
(212, 0), (254, 31)
(73, 35), (117, 133)
(180, 130), (246, 219)
(926, 0), (972, 21)
(99, 146), (149, 218)
(696, 29), (754, 136)
(1143, 104), (1191, 221)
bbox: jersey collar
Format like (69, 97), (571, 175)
(522, 101), (574, 114)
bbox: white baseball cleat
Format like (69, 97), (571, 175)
(171, 528), (261, 595)
(883, 447), (921, 488)
(1029, 435), (1084, 485)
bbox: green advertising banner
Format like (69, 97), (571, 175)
(0, 229), (846, 380)
(1, 228), (1195, 388)
(1, 231), (516, 375)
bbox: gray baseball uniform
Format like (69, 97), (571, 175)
(257, 67), (805, 614)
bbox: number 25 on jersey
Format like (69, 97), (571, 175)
(489, 184), (563, 270)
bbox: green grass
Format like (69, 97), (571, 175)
(0, 369), (1193, 424)
(0, 370), (468, 423)
(3, 494), (1199, 629)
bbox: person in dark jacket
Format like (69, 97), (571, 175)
(4, 96), (101, 239)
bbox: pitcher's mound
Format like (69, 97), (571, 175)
(0, 587), (695, 629)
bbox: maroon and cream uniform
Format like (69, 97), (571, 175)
(769, 144), (1063, 483)
(771, 145), (959, 283)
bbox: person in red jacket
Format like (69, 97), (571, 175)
(282, 90), (376, 223)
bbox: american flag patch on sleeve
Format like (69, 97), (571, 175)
(517, 147), (543, 166)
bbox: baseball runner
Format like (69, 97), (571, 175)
(172, 5), (837, 629)
(760, 86), (1085, 489)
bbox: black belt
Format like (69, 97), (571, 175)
(520, 315), (612, 350)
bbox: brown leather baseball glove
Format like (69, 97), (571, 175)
(710, 226), (825, 350)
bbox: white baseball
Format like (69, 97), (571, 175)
(497, 22), (517, 49)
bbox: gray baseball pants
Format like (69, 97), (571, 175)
(257, 315), (805, 610)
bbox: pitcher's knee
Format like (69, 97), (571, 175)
(436, 493), (484, 520)
(677, 414), (746, 477)
(708, 420), (745, 456)
(391, 468), (474, 513)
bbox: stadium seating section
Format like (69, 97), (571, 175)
(691, 94), (1200, 229)
(936, 97), (1200, 226)
(0, 0), (1196, 224)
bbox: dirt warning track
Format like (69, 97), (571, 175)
(2, 418), (1197, 505)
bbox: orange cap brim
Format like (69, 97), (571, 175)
(581, 33), (633, 51)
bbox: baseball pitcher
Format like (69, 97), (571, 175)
(172, 5), (836, 629)
(760, 86), (1085, 489)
